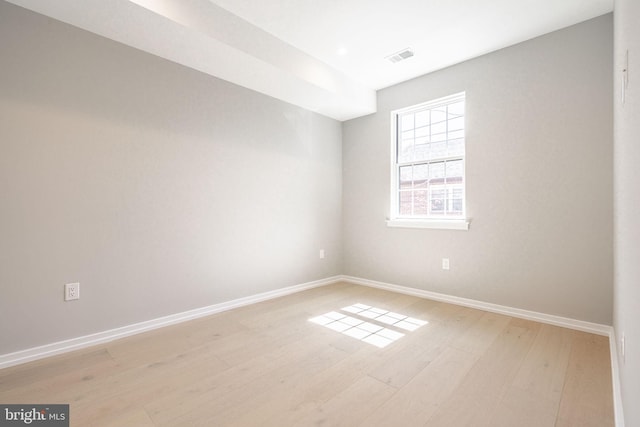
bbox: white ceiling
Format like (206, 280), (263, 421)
(209, 0), (613, 90)
(7, 0), (613, 121)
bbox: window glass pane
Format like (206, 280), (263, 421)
(414, 140), (429, 162)
(447, 129), (464, 141)
(429, 142), (447, 160)
(401, 114), (414, 131)
(415, 111), (429, 128)
(429, 162), (445, 180)
(448, 101), (464, 116)
(415, 136), (429, 146)
(447, 186), (464, 215)
(445, 160), (463, 179)
(431, 131), (446, 143)
(431, 108), (446, 124)
(448, 116), (464, 132)
(431, 121), (446, 138)
(398, 136), (413, 162)
(447, 138), (464, 157)
(401, 129), (414, 141)
(399, 191), (413, 215)
(413, 190), (428, 215)
(399, 166), (413, 189)
(430, 188), (445, 214)
(450, 201), (462, 214)
(413, 164), (428, 188)
(415, 126), (429, 138)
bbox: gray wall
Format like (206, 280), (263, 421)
(343, 15), (613, 324)
(0, 1), (616, 359)
(0, 1), (343, 354)
(613, 0), (640, 424)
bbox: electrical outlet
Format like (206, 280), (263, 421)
(319, 249), (325, 259)
(64, 282), (80, 301)
(442, 258), (450, 270)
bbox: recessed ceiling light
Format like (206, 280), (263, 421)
(386, 48), (414, 63)
(337, 47), (348, 56)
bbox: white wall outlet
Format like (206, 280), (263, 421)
(442, 258), (450, 270)
(64, 282), (80, 301)
(621, 333), (626, 364)
(319, 249), (325, 259)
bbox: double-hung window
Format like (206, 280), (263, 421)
(388, 92), (469, 230)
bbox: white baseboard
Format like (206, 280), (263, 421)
(609, 329), (626, 427)
(1, 274), (625, 425)
(339, 275), (611, 335)
(0, 276), (340, 370)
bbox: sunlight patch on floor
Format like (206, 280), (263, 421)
(309, 303), (427, 348)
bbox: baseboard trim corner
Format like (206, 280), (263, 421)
(0, 275), (342, 370)
(338, 275), (611, 336)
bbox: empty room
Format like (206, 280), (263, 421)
(0, 0), (638, 426)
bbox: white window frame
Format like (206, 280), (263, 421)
(387, 92), (469, 230)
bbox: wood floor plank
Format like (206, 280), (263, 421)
(293, 375), (397, 427)
(0, 348), (113, 391)
(89, 408), (155, 427)
(0, 349), (120, 403)
(484, 323), (573, 427)
(555, 331), (614, 427)
(71, 345), (230, 425)
(254, 346), (381, 426)
(367, 306), (484, 388)
(361, 346), (481, 427)
(156, 343), (350, 426)
(145, 331), (350, 425)
(424, 320), (539, 427)
(449, 311), (513, 355)
(488, 385), (559, 427)
(217, 349), (391, 427)
(511, 323), (573, 399)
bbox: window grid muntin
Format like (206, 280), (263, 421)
(393, 93), (465, 220)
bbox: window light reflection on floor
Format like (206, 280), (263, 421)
(308, 303), (428, 348)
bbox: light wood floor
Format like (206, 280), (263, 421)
(0, 282), (614, 426)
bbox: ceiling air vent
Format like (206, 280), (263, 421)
(386, 48), (414, 63)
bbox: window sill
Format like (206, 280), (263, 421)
(386, 218), (470, 230)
